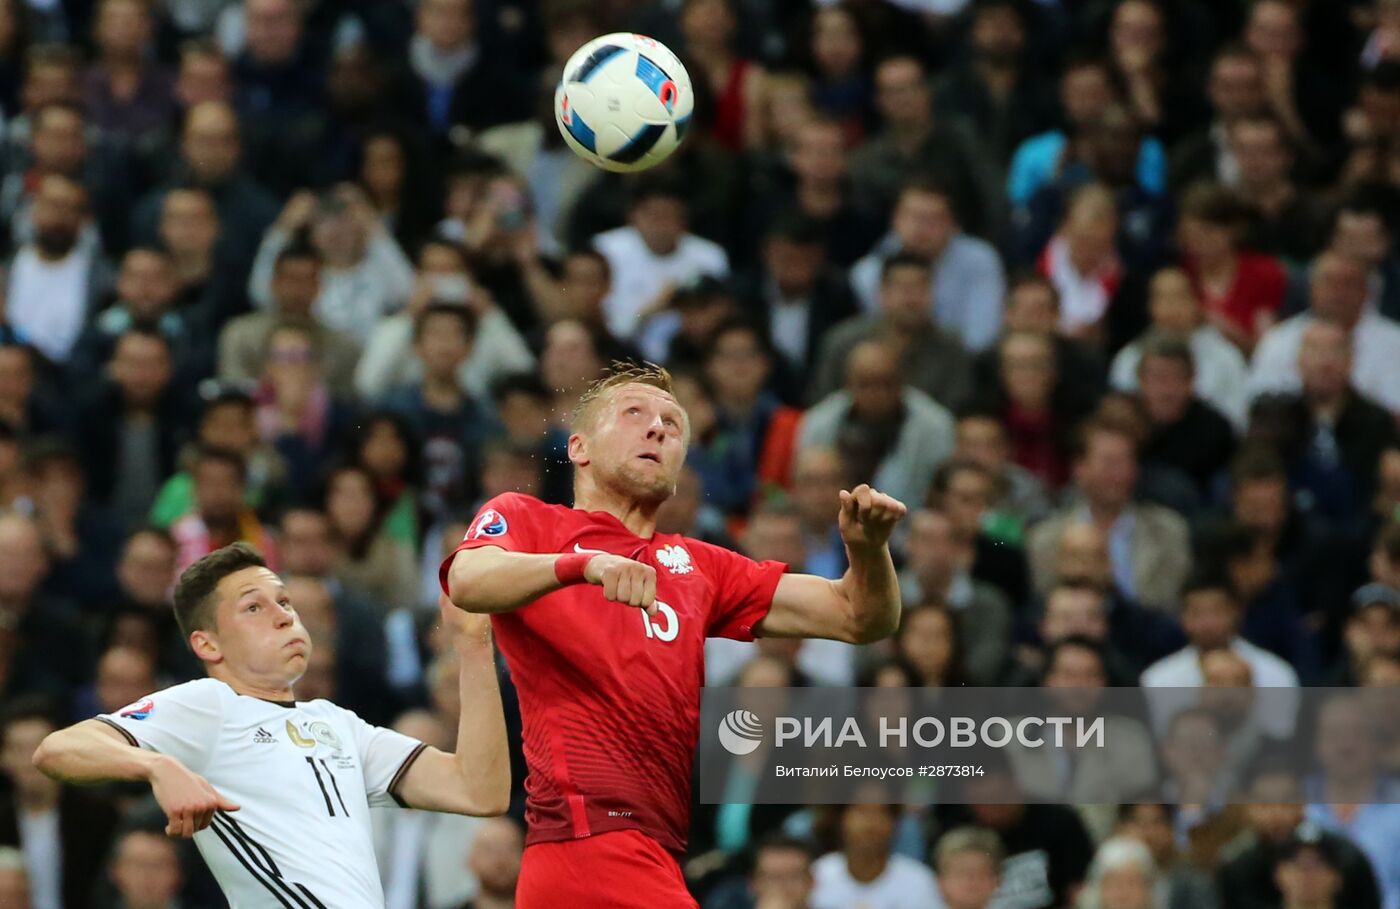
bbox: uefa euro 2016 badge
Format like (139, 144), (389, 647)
(468, 509), (508, 540)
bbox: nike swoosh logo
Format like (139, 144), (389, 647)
(573, 543), (610, 555)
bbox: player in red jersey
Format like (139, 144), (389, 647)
(440, 363), (906, 908)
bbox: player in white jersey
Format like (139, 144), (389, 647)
(32, 543), (510, 909)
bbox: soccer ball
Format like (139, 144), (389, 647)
(555, 33), (693, 173)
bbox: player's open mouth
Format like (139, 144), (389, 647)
(637, 453), (661, 463)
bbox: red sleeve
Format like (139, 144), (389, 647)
(438, 493), (550, 595)
(695, 540), (788, 641)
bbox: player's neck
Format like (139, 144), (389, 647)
(573, 485), (660, 539)
(210, 666), (296, 704)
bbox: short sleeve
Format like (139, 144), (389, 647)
(697, 541), (787, 641)
(98, 680), (224, 774)
(342, 708), (427, 808)
(438, 493), (549, 595)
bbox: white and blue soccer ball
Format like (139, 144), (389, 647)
(555, 33), (693, 173)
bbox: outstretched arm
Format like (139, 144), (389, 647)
(33, 721), (239, 838)
(392, 601), (511, 816)
(444, 545), (658, 616)
(755, 485), (906, 645)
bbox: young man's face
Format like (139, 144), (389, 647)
(197, 566), (310, 685)
(417, 313), (473, 378)
(751, 846), (813, 907)
(570, 383), (689, 505)
(1182, 590), (1238, 651)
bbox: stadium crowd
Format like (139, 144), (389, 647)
(0, 0), (1398, 906)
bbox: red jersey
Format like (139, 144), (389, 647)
(439, 493), (786, 854)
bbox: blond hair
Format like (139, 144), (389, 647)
(571, 361), (680, 434)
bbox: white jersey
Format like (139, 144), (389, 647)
(100, 678), (425, 909)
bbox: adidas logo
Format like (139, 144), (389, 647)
(253, 727), (275, 744)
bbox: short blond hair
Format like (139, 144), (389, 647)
(571, 361), (679, 433)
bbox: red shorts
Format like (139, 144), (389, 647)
(515, 829), (698, 908)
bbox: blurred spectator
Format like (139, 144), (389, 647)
(1271, 830), (1345, 909)
(0, 699), (119, 909)
(813, 252), (973, 410)
(109, 527), (196, 681)
(932, 0), (1054, 175)
(737, 214), (857, 385)
(1031, 182), (1134, 349)
(893, 604), (964, 689)
(1326, 195), (1400, 322)
(810, 804), (942, 909)
(849, 54), (989, 235)
(680, 0), (766, 152)
(1328, 583), (1400, 686)
(352, 413), (421, 547)
(0, 342), (63, 436)
(747, 115), (881, 268)
(69, 246), (209, 387)
(354, 239), (535, 406)
(1286, 320), (1399, 525)
(850, 181), (1006, 353)
(251, 322), (354, 491)
(805, 5), (870, 142)
(593, 177), (729, 342)
(73, 644), (154, 720)
(157, 187), (244, 326)
(1105, 0), (1200, 143)
(1029, 417), (1192, 613)
(383, 304), (493, 521)
(1239, 0), (1344, 153)
(1169, 45), (1266, 189)
(106, 827), (184, 909)
(83, 0), (175, 140)
(149, 387), (288, 530)
(1110, 267), (1250, 429)
(389, 0), (529, 140)
(945, 765), (1096, 909)
(1142, 574), (1300, 738)
(168, 446), (277, 574)
(1177, 183), (1286, 353)
(1131, 333), (1237, 497)
(249, 185), (415, 341)
(952, 409), (1052, 539)
(926, 458), (1030, 608)
(132, 100), (278, 267)
(458, 815), (524, 909)
(1115, 803), (1220, 909)
(897, 506), (1012, 685)
(933, 826), (1002, 909)
(323, 463), (418, 615)
(1304, 695), (1400, 909)
(1218, 770), (1381, 909)
(5, 174), (111, 365)
(1077, 836), (1161, 909)
(1227, 114), (1328, 263)
(73, 328), (186, 528)
(799, 337), (955, 510)
(23, 438), (123, 605)
(701, 319), (801, 508)
(979, 331), (1075, 491)
(1218, 524), (1320, 682)
(1008, 55), (1166, 209)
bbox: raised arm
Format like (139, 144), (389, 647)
(755, 484), (906, 645)
(391, 601), (511, 816)
(444, 545), (658, 616)
(33, 720), (239, 838)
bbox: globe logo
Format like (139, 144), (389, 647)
(717, 709), (764, 755)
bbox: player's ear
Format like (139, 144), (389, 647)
(189, 628), (222, 665)
(567, 432), (590, 467)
